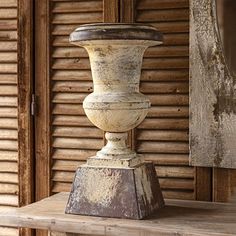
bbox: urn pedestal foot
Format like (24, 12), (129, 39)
(65, 162), (164, 219)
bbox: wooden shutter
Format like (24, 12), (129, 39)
(134, 0), (195, 200)
(0, 0), (19, 235)
(50, 0), (105, 194)
(35, 0), (120, 199)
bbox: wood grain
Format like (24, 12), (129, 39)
(1, 192), (236, 235)
(190, 0), (236, 168)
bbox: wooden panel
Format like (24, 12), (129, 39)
(2, 192), (236, 236)
(0, 1), (19, 235)
(43, 0), (105, 196)
(190, 0), (236, 168)
(135, 0), (196, 200)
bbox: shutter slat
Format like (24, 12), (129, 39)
(136, 9), (189, 22)
(0, 0), (17, 8)
(137, 0), (189, 10)
(52, 149), (96, 161)
(52, 12), (103, 24)
(52, 1), (103, 13)
(147, 106), (189, 118)
(138, 130), (188, 141)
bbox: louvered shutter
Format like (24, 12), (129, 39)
(50, 0), (104, 193)
(135, 0), (194, 200)
(0, 0), (19, 235)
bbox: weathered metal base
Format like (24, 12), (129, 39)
(65, 162), (164, 219)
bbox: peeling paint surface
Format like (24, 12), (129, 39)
(190, 0), (236, 168)
(66, 24), (164, 219)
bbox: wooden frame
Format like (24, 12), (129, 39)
(35, 0), (51, 201)
(18, 0), (34, 209)
(18, 0), (34, 235)
(190, 0), (236, 169)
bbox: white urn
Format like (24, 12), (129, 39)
(70, 23), (162, 163)
(66, 24), (164, 219)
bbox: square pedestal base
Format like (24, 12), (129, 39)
(65, 162), (164, 219)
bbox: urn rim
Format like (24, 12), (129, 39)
(70, 23), (163, 44)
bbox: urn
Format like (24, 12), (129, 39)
(66, 23), (165, 219)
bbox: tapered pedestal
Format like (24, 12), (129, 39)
(65, 162), (164, 219)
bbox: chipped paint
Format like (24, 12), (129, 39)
(77, 168), (121, 207)
(66, 24), (164, 219)
(190, 0), (236, 168)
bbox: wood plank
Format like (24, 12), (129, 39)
(0, 194), (18, 206)
(163, 190), (194, 200)
(52, 1), (103, 13)
(136, 9), (189, 22)
(142, 57), (189, 69)
(140, 81), (189, 94)
(0, 108), (17, 118)
(18, 0), (34, 219)
(0, 85), (17, 95)
(0, 173), (18, 184)
(143, 154), (189, 165)
(0, 31), (17, 40)
(3, 192), (236, 235)
(53, 104), (85, 116)
(144, 46), (189, 57)
(52, 70), (92, 81)
(52, 160), (84, 172)
(52, 12), (103, 24)
(0, 151), (18, 161)
(151, 93), (188, 104)
(0, 74), (17, 84)
(213, 168), (231, 202)
(52, 81), (93, 93)
(156, 166), (195, 178)
(0, 161), (17, 172)
(159, 178), (194, 190)
(0, 97), (17, 107)
(138, 141), (189, 154)
(52, 149), (96, 161)
(137, 130), (188, 141)
(138, 118), (189, 130)
(0, 183), (18, 194)
(151, 21), (189, 33)
(53, 115), (94, 127)
(0, 0), (17, 8)
(147, 106), (189, 118)
(0, 9), (17, 19)
(0, 227), (18, 236)
(195, 167), (212, 201)
(35, 0), (51, 204)
(52, 93), (86, 104)
(0, 42), (17, 51)
(0, 53), (17, 62)
(136, 0), (189, 10)
(0, 118), (17, 129)
(0, 129), (17, 140)
(103, 0), (119, 22)
(141, 70), (189, 82)
(53, 127), (103, 138)
(0, 64), (17, 73)
(163, 33), (189, 45)
(53, 137), (103, 150)
(0, 20), (17, 30)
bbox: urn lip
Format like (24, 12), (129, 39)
(70, 23), (163, 44)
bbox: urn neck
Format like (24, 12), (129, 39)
(84, 42), (147, 93)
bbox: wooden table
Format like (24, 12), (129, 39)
(0, 192), (236, 236)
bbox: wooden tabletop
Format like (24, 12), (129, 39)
(0, 192), (236, 235)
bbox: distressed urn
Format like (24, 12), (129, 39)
(66, 23), (165, 219)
